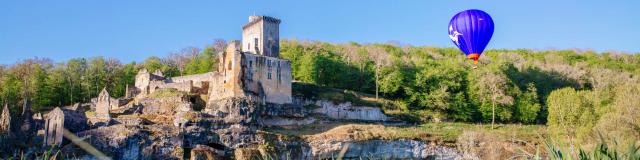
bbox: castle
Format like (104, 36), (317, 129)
(38, 15), (293, 148)
(133, 15), (292, 104)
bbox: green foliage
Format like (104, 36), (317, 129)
(184, 47), (218, 75)
(547, 88), (597, 143)
(547, 140), (640, 160)
(149, 88), (182, 98)
(467, 62), (518, 123)
(280, 40), (640, 126)
(1, 39), (638, 131)
(514, 83), (541, 123)
(143, 56), (179, 77)
(405, 60), (471, 121)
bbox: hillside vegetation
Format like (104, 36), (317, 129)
(1, 39), (638, 154)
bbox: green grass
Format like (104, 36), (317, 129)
(84, 111), (96, 117)
(293, 82), (391, 107)
(262, 122), (546, 145)
(148, 88), (182, 98)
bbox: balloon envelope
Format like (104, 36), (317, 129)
(448, 9), (494, 63)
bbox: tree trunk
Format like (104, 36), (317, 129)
(375, 66), (379, 100)
(491, 99), (496, 129)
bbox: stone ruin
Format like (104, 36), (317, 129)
(0, 104), (10, 135)
(0, 15), (394, 159)
(20, 99), (34, 133)
(95, 88), (111, 120)
(43, 107), (88, 147)
(130, 16), (292, 105)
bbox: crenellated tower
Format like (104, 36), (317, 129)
(242, 15), (281, 58)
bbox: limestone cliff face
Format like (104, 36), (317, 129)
(74, 125), (182, 160)
(205, 96), (262, 148)
(47, 92), (465, 159)
(307, 140), (462, 159)
(254, 132), (466, 160)
(205, 96), (261, 125)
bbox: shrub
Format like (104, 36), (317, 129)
(546, 88), (597, 144)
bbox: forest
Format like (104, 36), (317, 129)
(1, 39), (638, 152)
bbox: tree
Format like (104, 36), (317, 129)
(404, 61), (470, 121)
(469, 67), (514, 128)
(593, 83), (640, 148)
(183, 47), (217, 75)
(514, 83), (541, 123)
(547, 88), (596, 143)
(168, 47), (200, 75)
(143, 56), (164, 73)
(212, 39), (227, 53)
(366, 46), (390, 100)
(378, 67), (404, 96)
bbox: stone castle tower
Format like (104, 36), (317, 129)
(242, 15), (281, 58)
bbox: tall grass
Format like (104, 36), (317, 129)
(546, 141), (640, 160)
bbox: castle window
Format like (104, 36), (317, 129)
(249, 60), (253, 67)
(247, 43), (250, 50)
(228, 62), (232, 70)
(267, 60), (272, 80)
(277, 62), (281, 81)
(254, 38), (258, 49)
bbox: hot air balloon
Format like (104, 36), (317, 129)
(448, 9), (494, 66)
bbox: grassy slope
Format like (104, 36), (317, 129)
(266, 83), (547, 149)
(263, 122), (546, 145)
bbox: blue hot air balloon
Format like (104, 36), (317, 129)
(448, 9), (494, 65)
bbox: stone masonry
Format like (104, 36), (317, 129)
(0, 104), (10, 134)
(96, 88), (111, 120)
(131, 15), (292, 105)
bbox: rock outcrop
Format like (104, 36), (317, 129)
(307, 139), (462, 159)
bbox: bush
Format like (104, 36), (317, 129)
(546, 88), (597, 143)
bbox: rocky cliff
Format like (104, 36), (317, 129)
(26, 91), (472, 159)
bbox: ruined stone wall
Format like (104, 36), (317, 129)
(43, 107), (88, 146)
(135, 73), (151, 91)
(159, 81), (193, 93)
(96, 89), (111, 120)
(209, 41), (245, 102)
(0, 104), (10, 134)
(134, 69), (165, 94)
(241, 53), (292, 104)
(43, 108), (64, 146)
(90, 97), (119, 110)
(169, 72), (213, 88)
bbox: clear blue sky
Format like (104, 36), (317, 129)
(1, 0), (639, 64)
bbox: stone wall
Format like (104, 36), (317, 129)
(169, 72), (213, 88)
(209, 41), (246, 102)
(0, 104), (10, 134)
(151, 81), (193, 93)
(43, 107), (88, 146)
(241, 53), (292, 104)
(242, 16), (280, 58)
(139, 96), (189, 116)
(242, 17), (261, 55)
(96, 88), (111, 120)
(135, 69), (166, 94)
